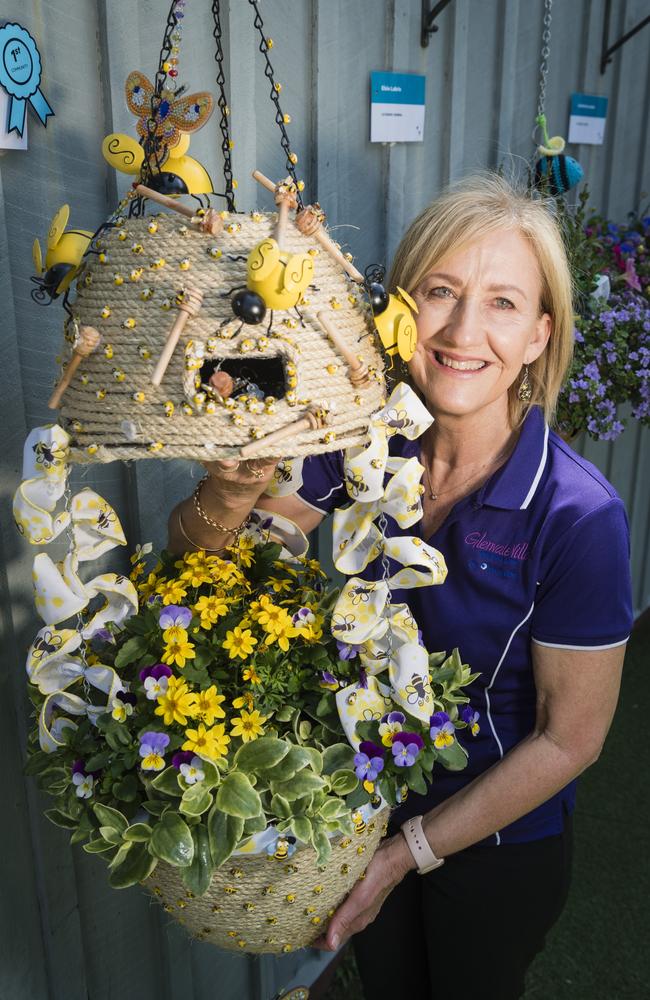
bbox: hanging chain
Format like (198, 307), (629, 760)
(62, 476), (92, 700)
(248, 0), (304, 209)
(211, 0), (237, 212)
(534, 0), (553, 144)
(377, 511), (394, 662)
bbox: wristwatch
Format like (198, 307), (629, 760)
(400, 815), (445, 875)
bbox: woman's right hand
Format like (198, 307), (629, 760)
(200, 457), (279, 513)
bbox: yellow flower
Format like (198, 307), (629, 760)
(138, 572), (159, 599)
(232, 692), (254, 711)
(156, 579), (188, 605)
(191, 685), (226, 725)
(229, 535), (255, 568)
(265, 620), (299, 653)
(222, 626), (257, 660)
(182, 722), (230, 760)
(177, 552), (219, 587)
(129, 561), (145, 581)
(242, 666), (261, 684)
(256, 603), (292, 635)
(230, 709), (266, 742)
(267, 575), (292, 594)
(155, 677), (197, 726)
(193, 593), (229, 628)
(161, 634), (196, 668)
(163, 625), (189, 645)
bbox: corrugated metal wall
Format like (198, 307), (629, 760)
(0, 1), (648, 997)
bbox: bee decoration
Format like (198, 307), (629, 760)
(31, 205), (93, 304)
(345, 469), (370, 497)
(101, 70), (215, 200)
(349, 583), (374, 605)
(96, 508), (117, 532)
(331, 612), (356, 634)
(31, 629), (63, 659)
(405, 671), (433, 710)
(363, 264), (418, 368)
(266, 835), (297, 862)
(352, 811), (367, 835)
(533, 122), (583, 197)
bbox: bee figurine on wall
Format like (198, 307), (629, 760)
(102, 70), (215, 199)
(31, 205), (93, 304)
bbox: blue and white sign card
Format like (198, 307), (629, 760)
(370, 71), (426, 143)
(568, 93), (608, 145)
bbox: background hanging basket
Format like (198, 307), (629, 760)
(57, 211), (385, 464)
(147, 806), (389, 953)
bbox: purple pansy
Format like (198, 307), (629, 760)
(139, 662), (173, 683)
(429, 711), (455, 748)
(139, 731), (170, 771)
(292, 607), (315, 627)
(359, 740), (385, 759)
(172, 750), (195, 770)
(319, 671), (339, 690)
(461, 705), (481, 736)
(353, 747), (385, 782)
(336, 640), (363, 661)
(159, 605), (192, 630)
(381, 710), (406, 726)
(391, 733), (423, 768)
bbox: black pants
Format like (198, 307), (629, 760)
(353, 816), (573, 1000)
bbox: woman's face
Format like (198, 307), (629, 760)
(408, 228), (551, 424)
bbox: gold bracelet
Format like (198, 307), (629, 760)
(192, 476), (249, 539)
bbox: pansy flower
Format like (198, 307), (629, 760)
(378, 710), (406, 747)
(429, 711), (455, 749)
(354, 740), (385, 782)
(111, 690), (137, 722)
(391, 732), (424, 767)
(159, 605), (192, 630)
(72, 772), (94, 798)
(460, 705), (480, 736)
(180, 755), (206, 784)
(139, 731), (170, 771)
(144, 674), (170, 700)
(319, 670), (339, 691)
(172, 750), (194, 770)
(336, 640), (363, 661)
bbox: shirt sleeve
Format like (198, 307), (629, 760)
(531, 497), (633, 650)
(296, 450), (347, 515)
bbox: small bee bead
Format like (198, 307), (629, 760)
(131, 243), (144, 254)
(285, 894), (296, 904)
(230, 412), (245, 426)
(133, 391), (145, 403)
(208, 246), (222, 259)
(239, 338), (255, 353)
(100, 306), (111, 319)
(130, 268), (143, 281)
(112, 369), (126, 382)
(304, 907), (316, 915)
(140, 287), (154, 301)
(160, 298), (172, 311)
(193, 392), (206, 407)
(86, 443), (98, 456)
(163, 401), (175, 417)
(178, 225), (189, 237)
(326, 364), (338, 375)
(243, 902), (255, 912)
(83, 273), (92, 287)
(205, 400), (217, 415)
(282, 317), (298, 330)
(282, 944), (292, 954)
(147, 442), (164, 453)
(357, 845), (367, 855)
(330, 298), (342, 310)
(246, 399), (263, 414)
(308, 248), (319, 257)
(179, 258), (191, 270)
(250, 212), (263, 223)
(249, 427), (264, 440)
(181, 403), (194, 416)
(323, 432), (336, 444)
(122, 317), (136, 329)
(211, 905), (222, 913)
(150, 258), (166, 269)
(310, 916), (321, 925)
(113, 274), (124, 286)
(354, 395), (362, 405)
(226, 222), (241, 234)
(71, 420), (83, 433)
(266, 916), (277, 925)
(138, 345), (151, 359)
(313, 885), (324, 895)
(80, 373), (89, 386)
(118, 230), (128, 241)
(340, 864), (350, 874)
(98, 252), (108, 264)
(96, 389), (106, 400)
(147, 220), (158, 234)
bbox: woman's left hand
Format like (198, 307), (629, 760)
(312, 833), (415, 951)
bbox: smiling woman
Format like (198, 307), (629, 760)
(171, 172), (633, 1000)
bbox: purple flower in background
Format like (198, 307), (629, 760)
(353, 748), (385, 782)
(318, 671), (339, 691)
(461, 705), (481, 736)
(172, 750), (195, 770)
(359, 740), (385, 759)
(430, 711), (455, 748)
(139, 662), (173, 683)
(159, 605), (192, 630)
(139, 731), (170, 771)
(391, 733), (423, 768)
(378, 711), (407, 747)
(72, 759), (85, 776)
(90, 627), (114, 645)
(336, 640), (363, 661)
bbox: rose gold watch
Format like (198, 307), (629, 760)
(400, 815), (445, 875)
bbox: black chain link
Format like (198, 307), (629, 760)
(212, 0), (237, 212)
(248, 0), (304, 209)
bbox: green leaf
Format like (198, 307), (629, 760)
(181, 826), (213, 896)
(180, 783), (214, 818)
(195, 758), (220, 790)
(322, 743), (355, 775)
(311, 826), (331, 867)
(301, 746), (323, 774)
(259, 744), (309, 782)
(112, 774), (139, 802)
(234, 737), (290, 773)
(270, 794), (292, 820)
(319, 797), (348, 823)
(44, 808), (77, 830)
(274, 706), (294, 722)
(330, 768), (359, 796)
(355, 720), (380, 743)
(93, 803), (128, 835)
(405, 765), (428, 796)
(376, 775), (397, 807)
(290, 815), (312, 843)
(142, 800), (169, 817)
(108, 842), (133, 870)
(24, 751), (56, 776)
(84, 750), (113, 772)
(124, 822), (153, 842)
(298, 720), (312, 742)
(114, 635), (148, 669)
(207, 807), (244, 868)
(151, 767), (182, 797)
(150, 812), (194, 867)
(271, 770), (326, 801)
(216, 772), (262, 819)
(83, 838), (114, 854)
(99, 826), (123, 845)
(243, 812), (267, 835)
(436, 739), (468, 772)
(109, 842), (157, 889)
(419, 747), (436, 773)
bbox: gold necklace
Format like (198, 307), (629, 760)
(422, 440), (515, 502)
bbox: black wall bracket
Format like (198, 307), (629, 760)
(601, 0), (650, 74)
(421, 0), (454, 48)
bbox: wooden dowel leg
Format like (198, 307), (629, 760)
(135, 184), (196, 220)
(251, 169), (277, 195)
(239, 409), (323, 458)
(48, 325), (101, 409)
(274, 199), (291, 246)
(316, 311), (369, 387)
(313, 228), (364, 283)
(151, 289), (203, 387)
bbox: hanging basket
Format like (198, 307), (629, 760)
(147, 807), (389, 953)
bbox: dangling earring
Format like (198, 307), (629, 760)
(518, 364), (532, 402)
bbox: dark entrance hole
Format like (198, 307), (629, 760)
(199, 356), (287, 399)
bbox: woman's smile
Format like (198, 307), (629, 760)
(427, 349), (490, 376)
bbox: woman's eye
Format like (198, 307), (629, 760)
(427, 286), (454, 299)
(495, 297), (515, 309)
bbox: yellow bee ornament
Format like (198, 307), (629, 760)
(370, 283), (418, 367)
(246, 238), (314, 311)
(31, 205), (93, 303)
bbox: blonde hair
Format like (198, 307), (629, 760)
(388, 172), (574, 427)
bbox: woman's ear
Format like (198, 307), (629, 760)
(525, 312), (552, 365)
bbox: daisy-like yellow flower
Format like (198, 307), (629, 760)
(265, 619), (299, 652)
(138, 571), (159, 599)
(229, 534), (255, 568)
(232, 692), (254, 711)
(230, 709), (266, 743)
(182, 722), (231, 760)
(129, 560), (145, 581)
(193, 593), (229, 628)
(177, 551), (219, 587)
(256, 602), (291, 635)
(155, 676), (197, 726)
(222, 626), (257, 660)
(156, 579), (188, 605)
(242, 665), (261, 684)
(161, 633), (196, 668)
(267, 575), (293, 594)
(191, 685), (226, 725)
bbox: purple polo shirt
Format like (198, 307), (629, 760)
(297, 406), (633, 844)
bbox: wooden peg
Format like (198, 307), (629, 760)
(134, 185), (223, 235)
(48, 326), (101, 409)
(239, 406), (328, 459)
(151, 288), (204, 387)
(251, 169), (277, 195)
(317, 311), (370, 387)
(251, 170), (298, 245)
(295, 205), (364, 283)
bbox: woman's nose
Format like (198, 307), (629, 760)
(441, 296), (484, 349)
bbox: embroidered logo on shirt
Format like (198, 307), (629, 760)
(464, 531), (529, 560)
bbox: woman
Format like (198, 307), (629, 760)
(168, 174), (632, 999)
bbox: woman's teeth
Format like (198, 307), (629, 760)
(435, 352), (486, 371)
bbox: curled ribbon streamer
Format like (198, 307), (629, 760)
(331, 578), (390, 646)
(70, 489), (127, 560)
(13, 425), (70, 544)
(28, 637), (123, 701)
(335, 675), (394, 749)
(33, 551), (138, 633)
(372, 382), (433, 441)
(343, 424), (389, 502)
(358, 602), (419, 675)
(388, 641), (435, 723)
(262, 459), (304, 498)
(38, 690), (87, 753)
(246, 509), (309, 560)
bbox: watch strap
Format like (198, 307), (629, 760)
(401, 815), (445, 875)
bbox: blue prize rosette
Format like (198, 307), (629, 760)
(0, 22), (54, 137)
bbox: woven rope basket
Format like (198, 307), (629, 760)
(58, 210), (386, 463)
(146, 807), (389, 953)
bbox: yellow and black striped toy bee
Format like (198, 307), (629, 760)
(352, 811), (367, 835)
(32, 205), (93, 303)
(267, 835), (297, 861)
(332, 613), (356, 634)
(364, 265), (418, 367)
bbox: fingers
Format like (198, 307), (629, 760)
(201, 458), (276, 481)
